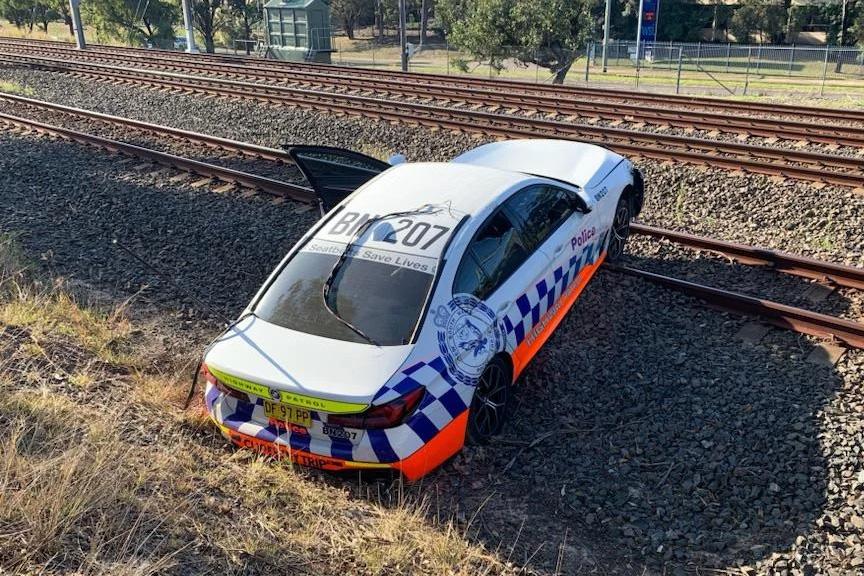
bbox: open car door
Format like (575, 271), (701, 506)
(287, 145), (391, 213)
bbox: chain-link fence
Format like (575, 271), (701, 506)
(322, 36), (864, 99)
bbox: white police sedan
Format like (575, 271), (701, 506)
(200, 139), (644, 480)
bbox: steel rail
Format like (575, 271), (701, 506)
(0, 91), (293, 163)
(3, 36), (864, 125)
(2, 88), (860, 350)
(2, 41), (864, 148)
(0, 111), (314, 202)
(630, 223), (864, 290)
(606, 264), (864, 349)
(3, 52), (862, 189)
(5, 37), (864, 127)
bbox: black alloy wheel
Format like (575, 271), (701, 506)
(607, 195), (632, 262)
(467, 356), (511, 444)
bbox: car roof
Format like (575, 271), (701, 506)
(339, 161), (532, 218)
(452, 139), (625, 190)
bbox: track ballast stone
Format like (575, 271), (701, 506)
(0, 68), (862, 575)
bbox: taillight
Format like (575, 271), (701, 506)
(327, 387), (425, 429)
(202, 365), (249, 402)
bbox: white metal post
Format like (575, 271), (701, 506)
(602, 0), (611, 72)
(635, 0), (644, 87)
(181, 0), (198, 53)
(68, 0), (85, 49)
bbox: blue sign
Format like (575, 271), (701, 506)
(640, 0), (659, 42)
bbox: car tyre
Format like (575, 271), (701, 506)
(467, 356), (512, 444)
(606, 194), (633, 262)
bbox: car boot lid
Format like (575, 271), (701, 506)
(204, 315), (412, 411)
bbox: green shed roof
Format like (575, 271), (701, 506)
(263, 0), (322, 8)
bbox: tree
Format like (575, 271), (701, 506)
(193, 0), (227, 53)
(227, 0), (260, 54)
(84, 0), (178, 47)
(729, 0), (787, 43)
(437, 0), (595, 84)
(854, 3), (864, 46)
(0, 0), (32, 29)
(419, 0), (432, 45)
(332, 0), (373, 39)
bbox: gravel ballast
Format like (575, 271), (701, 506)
(0, 68), (863, 575)
(1, 66), (861, 267)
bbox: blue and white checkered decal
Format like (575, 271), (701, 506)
(208, 231), (608, 464)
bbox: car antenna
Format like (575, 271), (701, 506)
(111, 238), (250, 409)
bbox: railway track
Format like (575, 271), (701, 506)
(2, 51), (862, 189)
(0, 111), (313, 202)
(1, 106), (861, 349)
(1, 39), (863, 149)
(3, 36), (863, 127)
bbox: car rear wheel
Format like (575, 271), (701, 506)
(467, 356), (511, 444)
(606, 194), (633, 262)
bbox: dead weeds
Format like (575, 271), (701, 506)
(0, 236), (517, 575)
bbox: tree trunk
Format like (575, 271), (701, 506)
(419, 0), (428, 46)
(711, 3), (719, 42)
(244, 16), (252, 54)
(345, 19), (354, 40)
(65, 15), (73, 36)
(205, 35), (215, 53)
(552, 56), (574, 84)
(376, 1), (384, 41)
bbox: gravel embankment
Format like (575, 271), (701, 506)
(0, 131), (315, 318)
(0, 69), (862, 576)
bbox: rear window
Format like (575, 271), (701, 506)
(254, 250), (434, 346)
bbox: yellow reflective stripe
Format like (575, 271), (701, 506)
(208, 366), (270, 398)
(343, 461), (392, 469)
(207, 365), (368, 414)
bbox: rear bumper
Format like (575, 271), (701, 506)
(205, 383), (467, 480)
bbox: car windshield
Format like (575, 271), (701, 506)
(254, 249), (435, 346)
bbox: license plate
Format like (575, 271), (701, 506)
(263, 400), (312, 428)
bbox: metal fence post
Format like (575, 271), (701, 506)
(446, 41), (450, 75)
(820, 46), (830, 96)
(585, 43), (591, 82)
(743, 45), (752, 95)
(787, 43), (794, 76)
(676, 47), (683, 94)
(535, 47), (540, 83)
(696, 42), (701, 69)
(755, 44), (762, 73)
(725, 42), (731, 72)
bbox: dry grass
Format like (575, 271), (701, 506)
(0, 237), (517, 575)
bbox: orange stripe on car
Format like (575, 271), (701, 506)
(511, 253), (607, 378)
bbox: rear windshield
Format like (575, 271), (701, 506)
(254, 250), (434, 346)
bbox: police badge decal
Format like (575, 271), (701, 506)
(434, 294), (504, 386)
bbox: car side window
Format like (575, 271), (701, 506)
(503, 185), (576, 252)
(453, 210), (528, 300)
(453, 251), (488, 296)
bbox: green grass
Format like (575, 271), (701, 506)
(0, 81), (35, 97)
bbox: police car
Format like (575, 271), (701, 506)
(201, 139), (644, 480)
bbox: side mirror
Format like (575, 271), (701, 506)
(571, 191), (593, 214)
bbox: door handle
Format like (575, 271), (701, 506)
(496, 301), (509, 313)
(553, 244), (564, 256)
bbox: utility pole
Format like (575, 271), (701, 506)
(398, 0), (408, 71)
(68, 0), (85, 49)
(181, 0), (198, 53)
(602, 0), (612, 72)
(635, 0), (644, 81)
